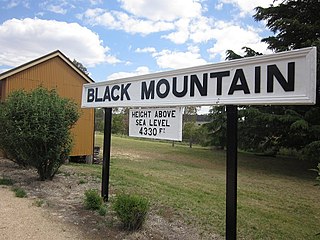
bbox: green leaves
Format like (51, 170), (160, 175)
(290, 119), (309, 131)
(254, 1), (320, 51)
(216, 1), (320, 160)
(0, 87), (79, 180)
(84, 189), (103, 210)
(302, 141), (320, 165)
(113, 193), (149, 230)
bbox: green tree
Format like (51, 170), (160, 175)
(254, 0), (320, 102)
(73, 59), (89, 75)
(0, 87), (79, 180)
(183, 106), (199, 148)
(116, 107), (130, 135)
(183, 122), (196, 148)
(238, 106), (305, 155)
(95, 108), (104, 132)
(252, 0), (320, 159)
(112, 113), (126, 134)
(226, 47), (262, 60)
(254, 0), (320, 54)
(205, 106), (227, 149)
(207, 1), (320, 158)
(206, 47), (262, 150)
(94, 108), (128, 135)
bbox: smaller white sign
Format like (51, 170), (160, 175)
(129, 107), (183, 141)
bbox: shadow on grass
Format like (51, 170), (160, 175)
(237, 152), (316, 181)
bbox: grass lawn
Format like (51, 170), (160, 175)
(70, 134), (320, 239)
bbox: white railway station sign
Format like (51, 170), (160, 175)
(129, 107), (183, 141)
(82, 47), (316, 108)
(81, 47), (317, 239)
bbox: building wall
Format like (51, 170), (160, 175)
(0, 80), (5, 102)
(1, 57), (94, 156)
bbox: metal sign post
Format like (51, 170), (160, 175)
(226, 105), (238, 239)
(101, 107), (112, 201)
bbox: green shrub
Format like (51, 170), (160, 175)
(12, 187), (27, 198)
(302, 141), (320, 164)
(84, 189), (103, 210)
(113, 193), (149, 230)
(0, 177), (14, 186)
(0, 87), (79, 180)
(33, 199), (45, 207)
(78, 179), (87, 184)
(98, 205), (107, 216)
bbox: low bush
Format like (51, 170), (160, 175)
(302, 141), (320, 164)
(0, 177), (14, 186)
(33, 199), (45, 207)
(12, 187), (27, 198)
(113, 193), (149, 230)
(84, 189), (103, 210)
(0, 87), (79, 180)
(98, 205), (107, 216)
(78, 179), (87, 184)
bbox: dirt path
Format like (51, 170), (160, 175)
(0, 187), (85, 240)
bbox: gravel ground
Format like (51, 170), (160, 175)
(0, 187), (86, 240)
(0, 157), (222, 240)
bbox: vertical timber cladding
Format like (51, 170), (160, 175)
(82, 47), (317, 108)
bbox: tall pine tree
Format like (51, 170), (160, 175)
(253, 0), (320, 160)
(208, 1), (320, 162)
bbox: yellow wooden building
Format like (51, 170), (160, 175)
(0, 50), (94, 159)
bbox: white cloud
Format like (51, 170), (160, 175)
(119, 0), (202, 21)
(215, 3), (224, 10)
(3, 0), (29, 9)
(39, 0), (76, 15)
(0, 18), (120, 68)
(162, 18), (190, 44)
(89, 0), (102, 5)
(81, 8), (175, 35)
(161, 13), (270, 59)
(187, 45), (200, 54)
(78, 1), (271, 64)
(108, 47), (207, 78)
(207, 21), (270, 61)
(189, 16), (216, 43)
(46, 4), (67, 14)
(80, 0), (203, 36)
(152, 47), (207, 69)
(161, 16), (218, 45)
(4, 0), (19, 8)
(107, 66), (150, 80)
(135, 47), (156, 53)
(218, 0), (276, 17)
(161, 13), (268, 55)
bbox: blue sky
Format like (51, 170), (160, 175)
(0, 0), (277, 82)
